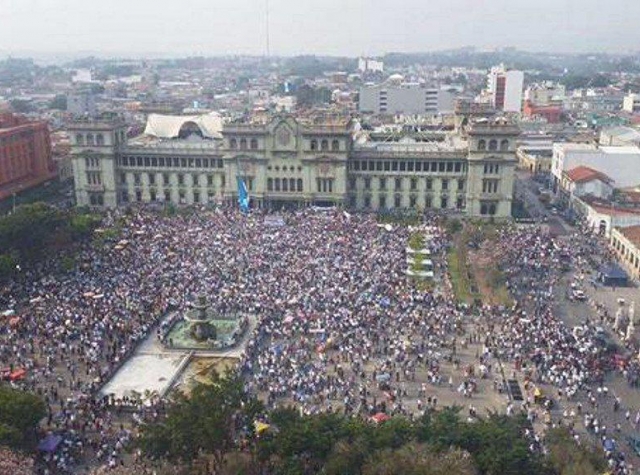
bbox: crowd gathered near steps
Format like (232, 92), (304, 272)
(0, 206), (637, 473)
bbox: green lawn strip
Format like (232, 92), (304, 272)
(408, 232), (425, 251)
(447, 243), (473, 305)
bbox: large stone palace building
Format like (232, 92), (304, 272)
(68, 113), (518, 218)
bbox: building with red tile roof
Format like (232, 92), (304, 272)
(561, 165), (614, 202)
(564, 165), (613, 184)
(572, 195), (640, 237)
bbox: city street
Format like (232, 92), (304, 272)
(551, 250), (640, 468)
(514, 170), (572, 236)
(516, 169), (640, 467)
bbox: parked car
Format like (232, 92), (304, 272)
(572, 289), (587, 301)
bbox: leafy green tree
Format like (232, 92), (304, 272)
(322, 438), (372, 475)
(263, 409), (350, 474)
(362, 443), (477, 475)
(138, 370), (263, 474)
(0, 203), (66, 259)
(322, 417), (414, 475)
(295, 85), (332, 108)
(417, 409), (545, 475)
(0, 205), (101, 264)
(560, 73), (612, 90)
(9, 99), (34, 113)
(0, 385), (46, 450)
(545, 428), (607, 475)
(0, 423), (22, 448)
(49, 94), (67, 111)
(446, 218), (463, 236)
(69, 213), (102, 238)
(416, 406), (462, 448)
(0, 253), (17, 280)
(366, 416), (414, 450)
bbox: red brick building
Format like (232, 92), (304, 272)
(522, 101), (563, 124)
(0, 113), (56, 201)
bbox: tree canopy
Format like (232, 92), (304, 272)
(49, 94), (67, 111)
(0, 385), (46, 451)
(138, 370), (263, 474)
(0, 203), (101, 278)
(137, 373), (607, 475)
(295, 84), (332, 108)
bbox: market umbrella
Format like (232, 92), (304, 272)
(254, 421), (270, 434)
(38, 434), (62, 453)
(370, 413), (391, 423)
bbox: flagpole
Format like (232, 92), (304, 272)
(236, 154), (240, 210)
(235, 153), (249, 213)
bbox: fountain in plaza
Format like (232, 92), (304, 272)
(185, 294), (217, 341)
(165, 293), (249, 351)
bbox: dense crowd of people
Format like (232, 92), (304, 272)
(0, 208), (441, 471)
(482, 225), (634, 474)
(0, 206), (638, 473)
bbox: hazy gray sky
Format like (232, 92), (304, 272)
(2, 0), (640, 57)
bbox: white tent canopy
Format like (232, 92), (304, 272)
(144, 112), (223, 139)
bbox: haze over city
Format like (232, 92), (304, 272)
(2, 0), (640, 58)
(4, 0), (640, 473)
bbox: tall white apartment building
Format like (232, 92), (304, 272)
(358, 58), (384, 73)
(623, 93), (640, 113)
(487, 64), (524, 113)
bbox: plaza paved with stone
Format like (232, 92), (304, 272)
(1, 205), (639, 474)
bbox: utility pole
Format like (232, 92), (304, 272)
(265, 0), (271, 57)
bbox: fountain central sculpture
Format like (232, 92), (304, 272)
(164, 291), (249, 351)
(184, 294), (217, 341)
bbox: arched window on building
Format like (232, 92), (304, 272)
(310, 139), (318, 151)
(331, 139), (340, 151)
(297, 178), (303, 192)
(250, 138), (258, 150)
(178, 121), (203, 139)
(96, 134), (105, 146)
(289, 178), (296, 192)
(240, 138), (247, 150)
(488, 139), (497, 151)
(321, 139), (329, 151)
(478, 139), (486, 151)
(86, 134), (94, 146)
(230, 138), (238, 149)
(282, 179), (289, 192)
(500, 139), (509, 151)
(76, 134), (84, 146)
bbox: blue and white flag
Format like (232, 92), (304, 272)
(237, 177), (250, 213)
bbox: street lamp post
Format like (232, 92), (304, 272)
(11, 185), (23, 214)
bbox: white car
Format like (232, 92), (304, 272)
(572, 289), (587, 301)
